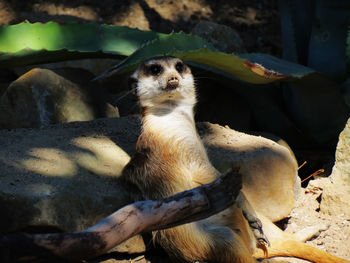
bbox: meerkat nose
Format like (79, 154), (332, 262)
(166, 75), (179, 90)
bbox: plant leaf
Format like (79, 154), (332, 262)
(308, 0), (350, 81)
(0, 22), (319, 85)
(97, 32), (319, 84)
(94, 32), (217, 79)
(0, 22), (163, 67)
(278, 0), (316, 65)
(283, 74), (349, 146)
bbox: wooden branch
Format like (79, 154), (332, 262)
(0, 168), (242, 262)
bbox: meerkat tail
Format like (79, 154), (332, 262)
(254, 215), (349, 263)
(254, 239), (349, 263)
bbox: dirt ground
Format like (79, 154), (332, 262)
(0, 1), (349, 262)
(280, 177), (350, 263)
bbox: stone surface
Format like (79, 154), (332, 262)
(0, 116), (141, 253)
(198, 122), (300, 221)
(321, 118), (350, 217)
(14, 58), (121, 77)
(0, 68), (118, 129)
(283, 177), (350, 262)
(0, 117), (140, 233)
(0, 117), (299, 252)
(191, 20), (246, 53)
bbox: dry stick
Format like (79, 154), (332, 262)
(0, 168), (242, 262)
(300, 169), (324, 184)
(298, 161), (307, 170)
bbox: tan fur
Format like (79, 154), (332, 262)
(120, 56), (348, 263)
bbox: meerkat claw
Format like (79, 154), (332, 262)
(243, 210), (270, 247)
(237, 191), (270, 247)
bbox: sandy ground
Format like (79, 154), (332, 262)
(275, 177), (350, 263)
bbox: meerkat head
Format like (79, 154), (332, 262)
(130, 56), (196, 110)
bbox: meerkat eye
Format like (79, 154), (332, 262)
(175, 62), (185, 73)
(148, 64), (162, 76)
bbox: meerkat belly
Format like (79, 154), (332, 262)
(141, 151), (217, 199)
(136, 125), (219, 199)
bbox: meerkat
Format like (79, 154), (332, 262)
(120, 56), (348, 263)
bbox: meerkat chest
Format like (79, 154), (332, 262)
(138, 143), (217, 199)
(136, 116), (219, 197)
(143, 113), (209, 167)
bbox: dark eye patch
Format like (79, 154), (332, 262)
(175, 62), (185, 73)
(146, 64), (163, 76)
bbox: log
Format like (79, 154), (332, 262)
(0, 168), (242, 262)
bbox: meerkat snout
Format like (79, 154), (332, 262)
(165, 74), (179, 90)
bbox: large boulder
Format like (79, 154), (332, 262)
(0, 117), (139, 233)
(0, 68), (118, 129)
(198, 123), (300, 221)
(321, 118), (350, 217)
(14, 58), (121, 78)
(0, 117), (299, 251)
(191, 20), (246, 53)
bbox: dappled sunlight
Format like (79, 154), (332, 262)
(111, 2), (150, 30)
(0, 1), (16, 25)
(0, 117), (137, 233)
(10, 137), (131, 178)
(233, 7), (264, 25)
(71, 137), (130, 177)
(145, 0), (212, 23)
(20, 148), (78, 177)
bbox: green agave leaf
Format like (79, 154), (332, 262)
(98, 32), (317, 84)
(0, 22), (163, 67)
(283, 74), (349, 146)
(95, 32), (216, 79)
(0, 22), (318, 85)
(308, 0), (350, 81)
(278, 0), (315, 65)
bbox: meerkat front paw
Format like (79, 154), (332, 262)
(243, 209), (270, 257)
(236, 191), (270, 250)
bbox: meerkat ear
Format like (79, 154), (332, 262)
(128, 76), (138, 95)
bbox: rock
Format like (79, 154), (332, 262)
(191, 20), (246, 53)
(0, 117), (299, 253)
(0, 116), (143, 253)
(104, 102), (120, 118)
(198, 122), (300, 221)
(321, 118), (350, 217)
(14, 58), (121, 77)
(0, 117), (140, 233)
(0, 68), (117, 129)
